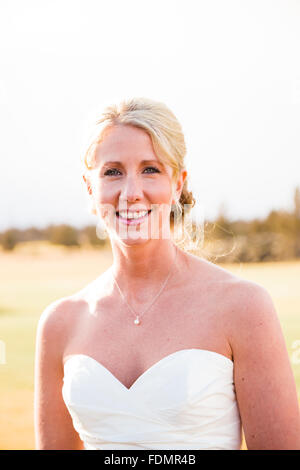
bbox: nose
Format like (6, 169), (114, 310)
(120, 175), (143, 203)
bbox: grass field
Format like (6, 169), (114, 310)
(0, 241), (299, 450)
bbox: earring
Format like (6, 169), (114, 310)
(88, 200), (97, 215)
(96, 221), (107, 240)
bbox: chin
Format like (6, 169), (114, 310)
(116, 235), (152, 247)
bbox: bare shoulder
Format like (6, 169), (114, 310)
(212, 265), (292, 383)
(191, 254), (277, 319)
(222, 275), (281, 350)
(40, 273), (104, 324)
(214, 273), (300, 449)
(187, 253), (282, 347)
(184, 251), (236, 280)
(35, 296), (88, 449)
(35, 296), (79, 361)
(38, 269), (111, 329)
(184, 252), (242, 294)
(37, 296), (78, 333)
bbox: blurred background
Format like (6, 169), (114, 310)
(0, 0), (299, 450)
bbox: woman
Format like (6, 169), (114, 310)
(34, 97), (300, 450)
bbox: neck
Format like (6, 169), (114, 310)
(110, 239), (179, 294)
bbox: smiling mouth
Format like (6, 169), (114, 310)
(116, 209), (152, 220)
(116, 209), (152, 224)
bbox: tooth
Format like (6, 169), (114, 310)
(118, 210), (148, 219)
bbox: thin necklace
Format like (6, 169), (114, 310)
(112, 246), (178, 325)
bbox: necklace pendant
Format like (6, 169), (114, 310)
(134, 316), (140, 325)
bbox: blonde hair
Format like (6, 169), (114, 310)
(82, 97), (201, 253)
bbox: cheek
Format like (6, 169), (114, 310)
(153, 188), (173, 204)
(89, 185), (112, 220)
(92, 182), (114, 204)
(144, 179), (173, 202)
(92, 177), (173, 205)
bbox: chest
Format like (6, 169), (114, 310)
(63, 281), (232, 390)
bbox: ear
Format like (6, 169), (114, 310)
(83, 173), (97, 215)
(82, 173), (93, 195)
(172, 169), (188, 204)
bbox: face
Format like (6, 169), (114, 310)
(85, 124), (187, 246)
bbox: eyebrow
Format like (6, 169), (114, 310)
(102, 159), (163, 167)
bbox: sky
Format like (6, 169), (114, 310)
(0, 0), (299, 231)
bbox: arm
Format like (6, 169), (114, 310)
(34, 300), (84, 450)
(228, 281), (300, 450)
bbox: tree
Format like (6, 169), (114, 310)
(79, 225), (107, 246)
(294, 186), (300, 219)
(1, 229), (18, 251)
(49, 225), (79, 247)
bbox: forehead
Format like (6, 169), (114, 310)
(93, 125), (160, 165)
(89, 124), (175, 181)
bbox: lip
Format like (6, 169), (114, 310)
(116, 210), (152, 225)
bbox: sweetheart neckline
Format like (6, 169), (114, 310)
(63, 348), (234, 391)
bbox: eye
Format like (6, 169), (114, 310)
(104, 168), (121, 176)
(103, 166), (160, 176)
(143, 166), (161, 174)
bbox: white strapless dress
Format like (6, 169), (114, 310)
(62, 349), (242, 450)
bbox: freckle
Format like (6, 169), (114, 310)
(242, 377), (245, 381)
